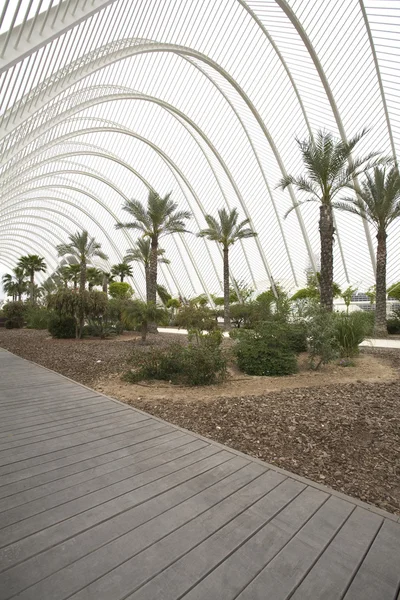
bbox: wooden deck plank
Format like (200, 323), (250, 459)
(343, 519), (400, 600)
(235, 496), (355, 599)
(0, 350), (399, 600)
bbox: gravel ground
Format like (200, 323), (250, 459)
(1, 328), (399, 515)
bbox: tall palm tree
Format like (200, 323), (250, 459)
(2, 267), (28, 301)
(17, 255), (47, 303)
(279, 129), (382, 311)
(198, 207), (257, 330)
(110, 262), (133, 282)
(56, 231), (108, 293)
(124, 237), (170, 301)
(334, 164), (400, 337)
(116, 191), (191, 305)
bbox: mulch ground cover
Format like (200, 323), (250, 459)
(0, 328), (399, 515)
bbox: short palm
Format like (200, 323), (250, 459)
(198, 207), (256, 330)
(111, 262), (133, 282)
(117, 190), (190, 304)
(17, 255), (47, 303)
(57, 231), (108, 292)
(2, 267), (27, 301)
(279, 129), (382, 311)
(335, 165), (400, 336)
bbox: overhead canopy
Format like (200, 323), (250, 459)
(0, 0), (399, 297)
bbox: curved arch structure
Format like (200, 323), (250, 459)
(1, 0), (399, 298)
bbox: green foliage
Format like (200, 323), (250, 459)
(174, 303), (217, 334)
(341, 286), (358, 312)
(156, 284), (172, 305)
(2, 301), (26, 328)
(387, 318), (400, 334)
(48, 315), (76, 338)
(229, 280), (254, 303)
(121, 300), (168, 340)
(166, 298), (180, 309)
(366, 285), (376, 304)
(291, 272), (342, 303)
(229, 303), (253, 328)
(233, 321), (298, 376)
(334, 312), (370, 358)
(83, 319), (118, 339)
(388, 282), (400, 301)
(124, 332), (227, 386)
(306, 304), (339, 370)
(5, 319), (22, 329)
(287, 322), (308, 353)
(25, 306), (52, 329)
(108, 281), (133, 299)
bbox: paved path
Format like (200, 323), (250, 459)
(0, 349), (399, 600)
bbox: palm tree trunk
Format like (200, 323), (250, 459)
(30, 271), (35, 304)
(319, 204), (334, 311)
(120, 275), (124, 282)
(148, 237), (158, 333)
(78, 260), (87, 339)
(374, 228), (388, 337)
(223, 246), (230, 330)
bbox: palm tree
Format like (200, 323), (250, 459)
(64, 264), (81, 291)
(334, 165), (400, 336)
(56, 231), (108, 293)
(116, 191), (191, 306)
(86, 267), (105, 291)
(2, 267), (28, 301)
(279, 129), (382, 311)
(57, 231), (108, 337)
(110, 262), (133, 282)
(198, 207), (257, 330)
(125, 237), (170, 301)
(17, 255), (46, 303)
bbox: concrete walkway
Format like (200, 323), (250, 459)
(0, 349), (399, 599)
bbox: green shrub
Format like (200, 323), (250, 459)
(5, 319), (22, 329)
(124, 333), (227, 386)
(306, 304), (339, 370)
(2, 301), (26, 328)
(287, 322), (308, 353)
(48, 315), (76, 339)
(26, 307), (52, 329)
(387, 318), (400, 334)
(334, 312), (370, 358)
(83, 318), (119, 339)
(233, 322), (298, 376)
(108, 281), (133, 299)
(174, 304), (217, 333)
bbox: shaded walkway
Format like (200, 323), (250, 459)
(0, 348), (399, 600)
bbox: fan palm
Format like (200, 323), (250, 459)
(198, 207), (257, 330)
(110, 262), (133, 282)
(2, 267), (28, 301)
(279, 129), (382, 311)
(116, 191), (191, 306)
(125, 237), (170, 301)
(334, 165), (400, 336)
(56, 231), (108, 293)
(17, 255), (46, 303)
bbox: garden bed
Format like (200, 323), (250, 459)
(0, 328), (399, 514)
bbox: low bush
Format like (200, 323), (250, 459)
(124, 333), (227, 386)
(334, 312), (370, 358)
(2, 301), (25, 328)
(387, 318), (400, 334)
(25, 307), (52, 330)
(233, 321), (298, 376)
(306, 305), (339, 370)
(83, 318), (120, 339)
(48, 315), (76, 339)
(5, 319), (22, 329)
(287, 322), (308, 353)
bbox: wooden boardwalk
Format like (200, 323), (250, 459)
(0, 348), (399, 600)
